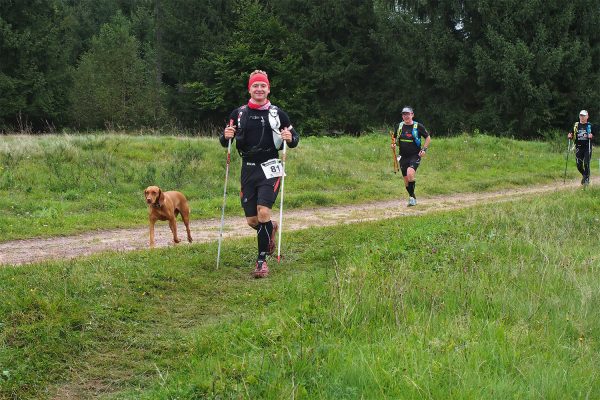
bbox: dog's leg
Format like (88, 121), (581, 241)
(169, 218), (181, 244)
(182, 210), (193, 243)
(149, 219), (156, 248)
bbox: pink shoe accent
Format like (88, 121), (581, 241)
(252, 260), (269, 278)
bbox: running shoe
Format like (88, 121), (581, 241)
(252, 260), (269, 278)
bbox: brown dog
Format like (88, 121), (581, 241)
(144, 185), (192, 248)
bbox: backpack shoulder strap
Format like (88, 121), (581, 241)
(397, 122), (404, 137)
(268, 105), (283, 149)
(412, 122), (421, 148)
(237, 105), (249, 129)
(268, 104), (281, 130)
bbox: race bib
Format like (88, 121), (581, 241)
(261, 158), (285, 179)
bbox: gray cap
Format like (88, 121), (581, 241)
(401, 106), (413, 113)
(580, 110), (588, 116)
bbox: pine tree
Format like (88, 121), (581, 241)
(0, 0), (73, 131)
(70, 13), (164, 129)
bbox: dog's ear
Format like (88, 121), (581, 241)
(157, 188), (163, 204)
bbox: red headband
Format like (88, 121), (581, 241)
(248, 73), (270, 89)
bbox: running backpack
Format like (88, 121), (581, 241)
(236, 104), (283, 151)
(398, 122), (421, 148)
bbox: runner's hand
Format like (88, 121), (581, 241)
(224, 125), (236, 140)
(280, 126), (293, 143)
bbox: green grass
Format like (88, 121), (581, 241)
(1, 188), (599, 399)
(0, 132), (575, 241)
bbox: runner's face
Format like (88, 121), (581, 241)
(249, 82), (270, 103)
(402, 112), (414, 124)
(580, 114), (589, 123)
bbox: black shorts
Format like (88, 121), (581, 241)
(400, 154), (421, 176)
(576, 145), (592, 159)
(240, 161), (281, 217)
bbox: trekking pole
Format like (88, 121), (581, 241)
(563, 137), (571, 184)
(277, 140), (288, 263)
(588, 136), (592, 183)
(390, 130), (399, 173)
(216, 120), (233, 269)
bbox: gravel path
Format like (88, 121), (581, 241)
(0, 180), (584, 266)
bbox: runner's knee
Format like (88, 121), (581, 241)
(257, 206), (272, 223)
(246, 216), (259, 228)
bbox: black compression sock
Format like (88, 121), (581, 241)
(408, 181), (416, 198)
(257, 221), (273, 257)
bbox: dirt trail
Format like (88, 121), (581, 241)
(0, 180), (586, 266)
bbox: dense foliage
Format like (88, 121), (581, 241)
(0, 0), (598, 136)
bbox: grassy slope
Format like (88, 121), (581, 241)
(1, 188), (599, 399)
(0, 133), (571, 241)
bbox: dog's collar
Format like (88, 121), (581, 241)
(152, 199), (161, 208)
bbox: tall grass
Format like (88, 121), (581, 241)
(0, 132), (574, 241)
(1, 189), (599, 398)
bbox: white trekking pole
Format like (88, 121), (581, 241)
(216, 122), (233, 269)
(277, 140), (288, 263)
(588, 136), (592, 184)
(563, 137), (571, 184)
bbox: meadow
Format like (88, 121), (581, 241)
(1, 132), (599, 399)
(1, 190), (599, 399)
(0, 132), (570, 241)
